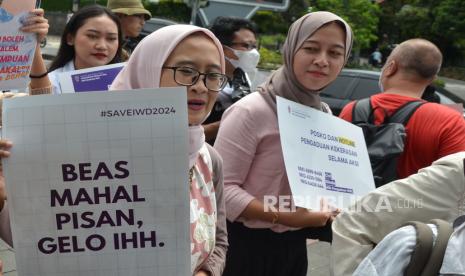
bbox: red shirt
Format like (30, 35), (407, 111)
(340, 93), (465, 179)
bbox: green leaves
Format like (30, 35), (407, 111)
(311, 0), (381, 50)
(379, 0), (465, 66)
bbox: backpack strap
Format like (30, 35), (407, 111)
(388, 101), (425, 125)
(403, 220), (454, 276)
(453, 214), (465, 228)
(352, 98), (373, 122)
(404, 221), (434, 276)
(420, 219), (453, 276)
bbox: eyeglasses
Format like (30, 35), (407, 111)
(162, 66), (228, 92)
(230, 42), (258, 50)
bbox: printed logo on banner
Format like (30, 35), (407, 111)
(287, 105), (311, 119)
(71, 67), (123, 92)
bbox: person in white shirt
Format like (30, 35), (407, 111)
(48, 5), (123, 94)
(331, 152), (465, 276)
(353, 216), (465, 276)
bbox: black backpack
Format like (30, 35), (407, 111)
(352, 98), (425, 187)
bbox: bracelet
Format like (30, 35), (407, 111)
(271, 212), (279, 224)
(29, 85), (52, 95)
(29, 71), (48, 78)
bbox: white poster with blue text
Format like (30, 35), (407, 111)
(3, 88), (190, 276)
(277, 96), (375, 210)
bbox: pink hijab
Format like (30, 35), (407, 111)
(258, 11), (353, 111)
(110, 24), (225, 168)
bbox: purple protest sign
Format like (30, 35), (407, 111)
(58, 63), (124, 93)
(71, 66), (123, 92)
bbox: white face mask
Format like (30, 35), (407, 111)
(225, 47), (260, 72)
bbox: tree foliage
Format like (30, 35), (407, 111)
(252, 0), (380, 53)
(41, 0), (107, 12)
(310, 0), (380, 51)
(251, 10), (288, 34)
(142, 0), (190, 23)
(252, 0), (311, 34)
(431, 0), (465, 65)
(379, 0), (465, 66)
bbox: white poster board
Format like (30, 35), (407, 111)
(2, 88), (190, 276)
(277, 96), (376, 210)
(0, 0), (37, 91)
(58, 63), (125, 93)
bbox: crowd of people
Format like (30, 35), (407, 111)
(0, 0), (465, 275)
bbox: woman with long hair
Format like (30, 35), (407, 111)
(48, 5), (123, 94)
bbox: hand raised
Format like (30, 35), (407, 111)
(20, 8), (49, 42)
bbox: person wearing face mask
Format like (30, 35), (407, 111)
(214, 12), (353, 276)
(202, 16), (259, 145)
(339, 38), (465, 180)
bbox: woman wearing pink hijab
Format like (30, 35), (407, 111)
(214, 12), (353, 275)
(110, 25), (228, 276)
